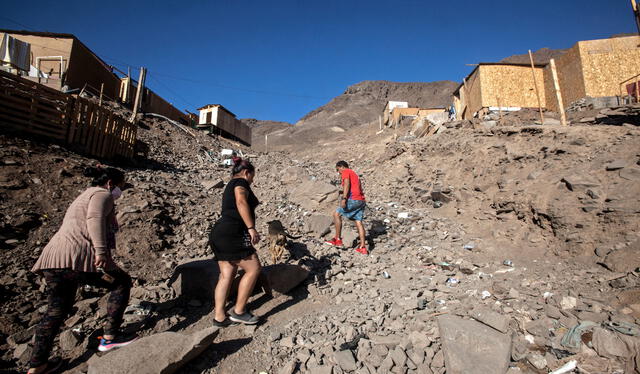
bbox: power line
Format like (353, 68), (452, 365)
(146, 73), (197, 110)
(0, 16), (33, 30)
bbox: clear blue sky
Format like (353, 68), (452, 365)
(1, 0), (637, 123)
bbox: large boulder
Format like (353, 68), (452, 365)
(305, 214), (333, 237)
(168, 258), (219, 301)
(87, 327), (219, 374)
(263, 263), (310, 295)
(438, 314), (511, 374)
(168, 259), (309, 301)
(290, 179), (336, 210)
(603, 241), (640, 273)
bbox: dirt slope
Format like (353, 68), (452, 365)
(265, 80), (459, 148)
(241, 118), (293, 151)
(1, 96), (639, 373)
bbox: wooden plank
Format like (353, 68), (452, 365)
(0, 85), (68, 107)
(0, 115), (66, 140)
(0, 70), (68, 98)
(99, 111), (114, 158)
(528, 50), (545, 125)
(549, 59), (567, 126)
(0, 103), (59, 124)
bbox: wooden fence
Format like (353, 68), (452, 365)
(0, 69), (136, 159)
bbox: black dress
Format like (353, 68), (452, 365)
(210, 178), (260, 261)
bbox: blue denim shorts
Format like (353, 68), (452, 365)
(337, 199), (366, 221)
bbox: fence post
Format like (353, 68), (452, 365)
(528, 50), (545, 125)
(549, 59), (567, 126)
(131, 67), (146, 123)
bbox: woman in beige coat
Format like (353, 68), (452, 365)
(27, 167), (135, 374)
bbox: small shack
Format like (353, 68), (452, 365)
(0, 29), (190, 124)
(197, 104), (252, 146)
(382, 101), (408, 126)
(452, 62), (546, 120)
(544, 35), (640, 112)
(453, 35), (640, 119)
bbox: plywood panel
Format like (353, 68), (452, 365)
(479, 65), (546, 109)
(464, 68), (482, 119)
(579, 36), (640, 98)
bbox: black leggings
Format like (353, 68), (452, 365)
(29, 269), (132, 368)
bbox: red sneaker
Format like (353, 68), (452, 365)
(355, 246), (369, 255)
(324, 237), (344, 247)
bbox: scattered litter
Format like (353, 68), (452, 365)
(502, 260), (513, 267)
(524, 334), (535, 344)
(543, 292), (553, 299)
(481, 290), (492, 300)
(494, 268), (515, 274)
(463, 242), (475, 250)
(604, 321), (640, 336)
(382, 271), (391, 279)
(433, 201), (443, 208)
(423, 246), (433, 251)
(383, 218), (391, 224)
(397, 212), (410, 219)
(417, 298), (427, 310)
(549, 360), (577, 374)
(446, 277), (459, 286)
(125, 304), (153, 316)
(560, 321), (599, 349)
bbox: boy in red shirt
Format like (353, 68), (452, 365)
(325, 161), (368, 254)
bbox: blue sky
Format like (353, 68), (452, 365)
(1, 0), (637, 123)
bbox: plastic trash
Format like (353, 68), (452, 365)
(549, 360), (577, 374)
(503, 260), (513, 267)
(446, 277), (459, 286)
(125, 304), (152, 316)
(481, 290), (492, 300)
(417, 298), (427, 310)
(397, 212), (410, 219)
(433, 201), (443, 208)
(560, 321), (599, 349)
(604, 321), (640, 336)
(463, 242), (475, 250)
(382, 271), (391, 279)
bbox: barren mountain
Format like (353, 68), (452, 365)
(241, 118), (292, 151)
(500, 47), (568, 65)
(266, 80), (458, 148)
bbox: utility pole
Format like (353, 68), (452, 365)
(528, 50), (545, 125)
(131, 67), (147, 123)
(632, 0), (640, 35)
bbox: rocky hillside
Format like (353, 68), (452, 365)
(265, 80), (458, 148)
(1, 98), (640, 373)
(500, 47), (568, 65)
(241, 118), (292, 151)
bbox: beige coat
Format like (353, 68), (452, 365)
(32, 187), (115, 273)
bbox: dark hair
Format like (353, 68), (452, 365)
(83, 166), (125, 186)
(336, 160), (349, 168)
(232, 158), (255, 176)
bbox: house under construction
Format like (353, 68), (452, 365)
(453, 35), (640, 120)
(0, 29), (189, 124)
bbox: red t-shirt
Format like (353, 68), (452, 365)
(341, 168), (365, 201)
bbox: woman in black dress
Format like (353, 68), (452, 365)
(210, 158), (262, 325)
